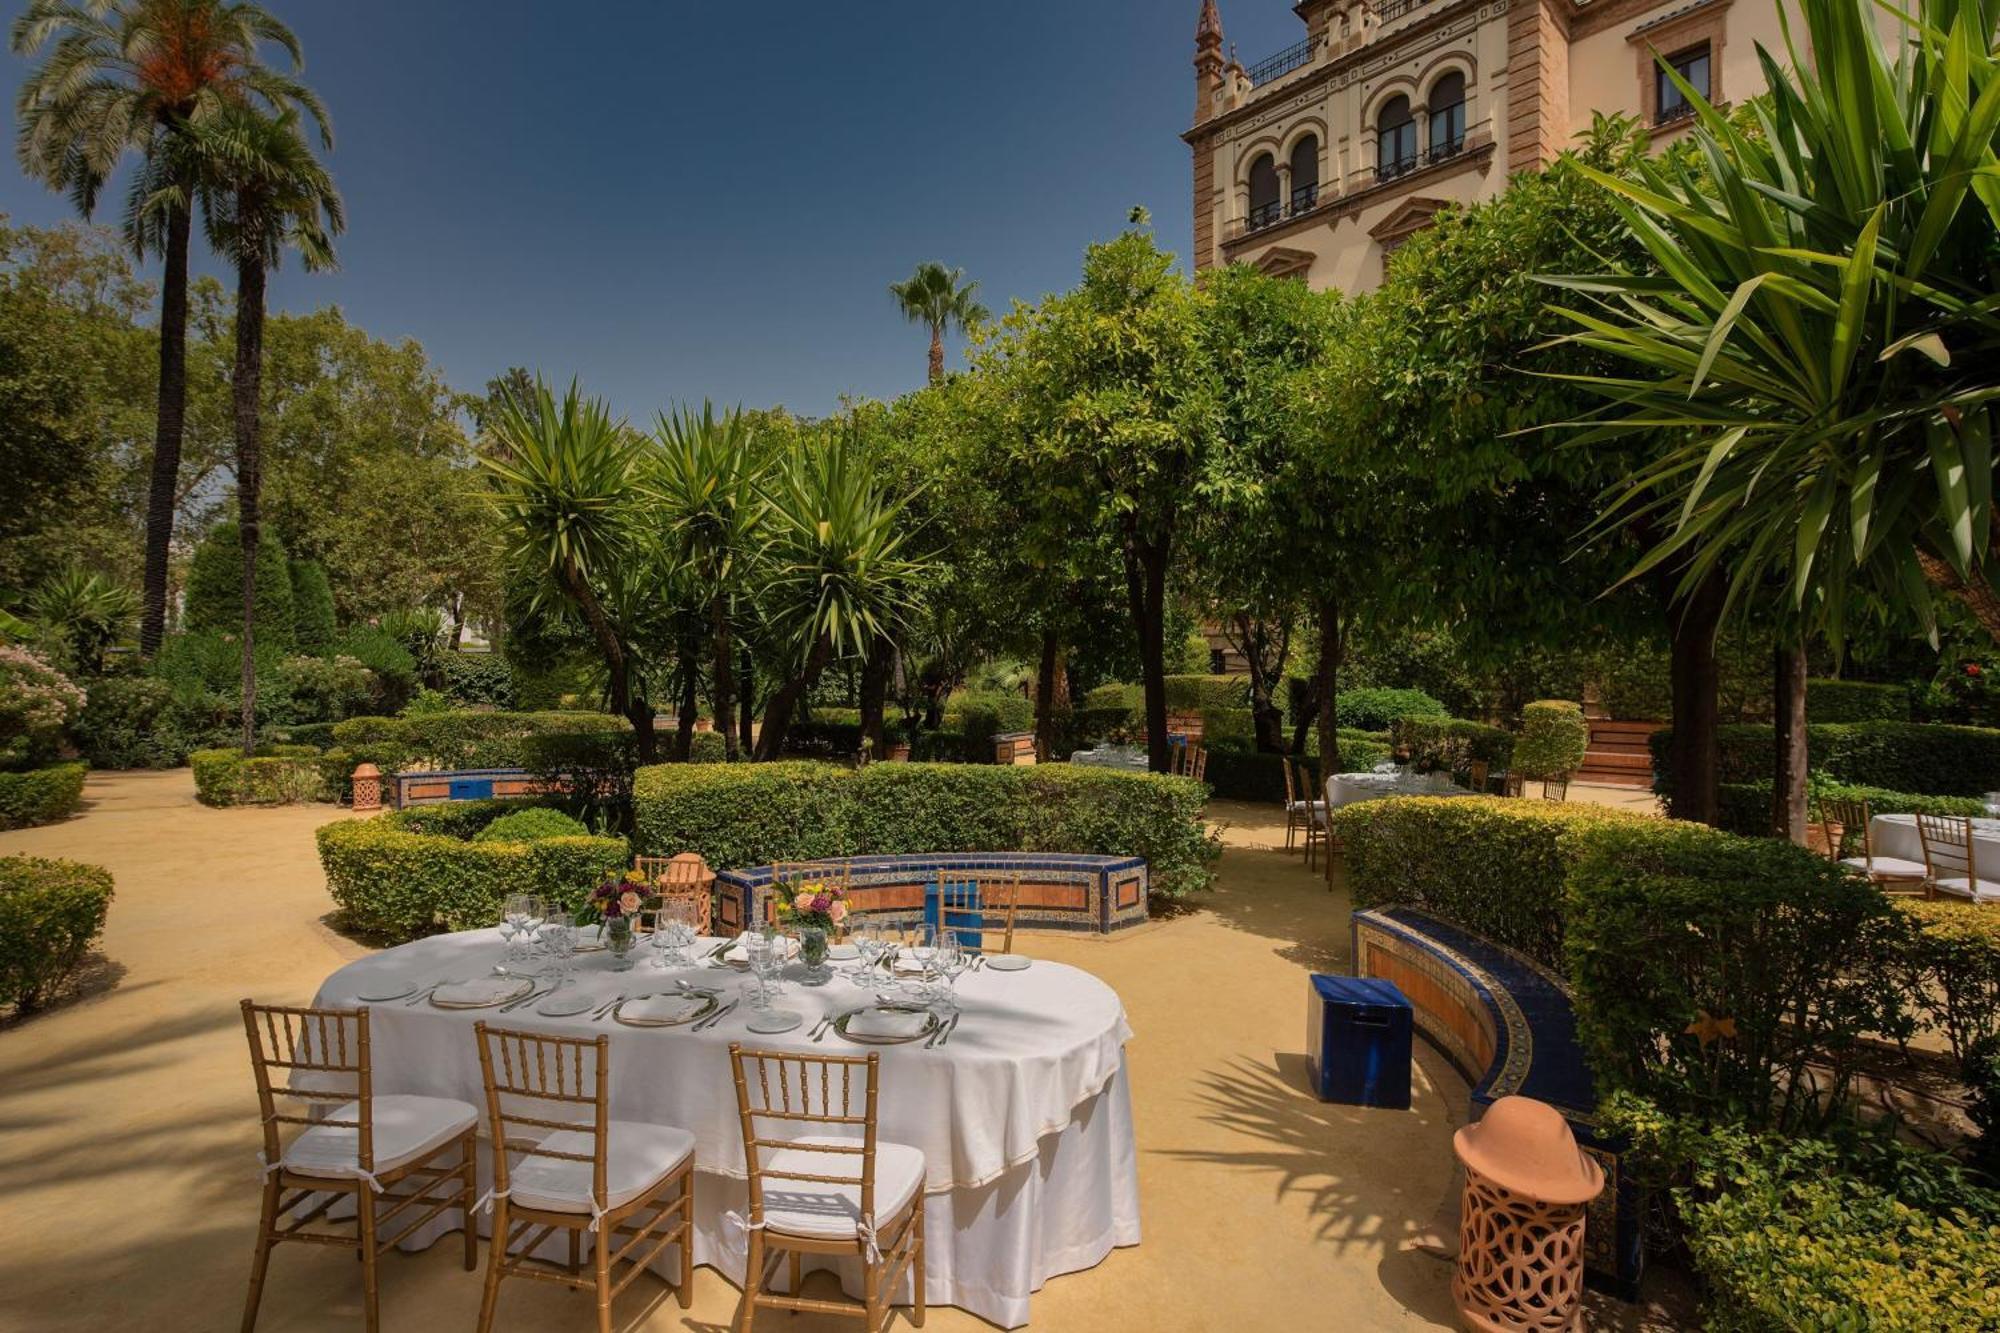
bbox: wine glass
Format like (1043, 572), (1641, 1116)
(541, 922), (576, 989)
(744, 931), (774, 1010)
(671, 900), (699, 966)
(850, 921), (880, 983)
(650, 904), (676, 970)
(932, 929), (965, 1011)
(500, 893), (533, 968)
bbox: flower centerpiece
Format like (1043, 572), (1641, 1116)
(578, 869), (649, 969)
(773, 880), (848, 984)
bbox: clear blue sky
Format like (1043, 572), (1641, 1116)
(0, 0), (1303, 421)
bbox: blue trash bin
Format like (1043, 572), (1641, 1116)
(1307, 974), (1413, 1109)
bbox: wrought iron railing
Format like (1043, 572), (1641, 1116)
(1374, 0), (1439, 23)
(1246, 38), (1313, 87)
(1248, 200), (1285, 231)
(1291, 182), (1321, 214)
(1375, 135), (1467, 183)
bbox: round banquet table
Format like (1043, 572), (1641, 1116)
(312, 930), (1141, 1328)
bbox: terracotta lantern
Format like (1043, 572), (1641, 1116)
(1452, 1095), (1604, 1333)
(351, 762), (382, 813)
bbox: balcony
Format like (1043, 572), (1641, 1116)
(1241, 182), (1327, 236)
(1245, 38), (1314, 88)
(1376, 135), (1466, 184)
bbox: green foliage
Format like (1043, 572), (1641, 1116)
(632, 760), (1219, 897)
(519, 725), (639, 829)
(0, 644), (85, 770)
(0, 854), (112, 1012)
(400, 688), (452, 717)
(24, 567), (137, 675)
(334, 627), (417, 710)
(1160, 675), (1250, 712)
(1716, 780), (1984, 839)
(1896, 899), (2000, 1070)
(1335, 796), (1654, 969)
(0, 762), (86, 829)
(190, 746), (329, 806)
(316, 806), (628, 941)
(73, 675), (180, 768)
(1565, 820), (1907, 1130)
(1334, 687), (1445, 733)
(437, 651), (514, 709)
(1807, 679), (1912, 724)
(1606, 1097), (2000, 1332)
(329, 709), (627, 775)
(1592, 645), (1672, 722)
(287, 560), (336, 651)
(472, 806), (589, 842)
(942, 690), (1035, 752)
(1655, 720), (2000, 798)
(1513, 700), (1589, 779)
(1390, 716), (1514, 781)
(183, 523), (294, 648)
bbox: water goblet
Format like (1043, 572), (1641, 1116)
(650, 907), (676, 970)
(501, 893), (534, 968)
(541, 922), (576, 988)
(744, 932), (774, 1010)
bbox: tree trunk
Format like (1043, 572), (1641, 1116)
(233, 257), (267, 756)
(140, 202), (193, 656)
(711, 596), (737, 761)
(928, 324), (945, 384)
(1314, 592), (1343, 783)
(1666, 572), (1726, 824)
(739, 644), (755, 755)
(562, 560), (656, 763)
(859, 630), (893, 760)
(754, 637), (834, 760)
(1122, 533), (1171, 773)
(673, 665), (698, 761)
(1772, 640), (1809, 844)
(1033, 629), (1067, 761)
(1234, 611), (1290, 753)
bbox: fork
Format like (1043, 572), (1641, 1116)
(590, 992), (628, 1021)
(692, 999), (738, 1032)
(499, 985), (553, 1014)
(403, 978), (457, 1006)
(932, 1012), (963, 1048)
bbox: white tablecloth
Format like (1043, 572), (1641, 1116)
(1068, 745), (1150, 772)
(1868, 812), (2000, 868)
(313, 931), (1140, 1327)
(1325, 772), (1472, 808)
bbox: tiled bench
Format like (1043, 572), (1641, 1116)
(715, 853), (1150, 937)
(1352, 906), (1642, 1298)
(391, 768), (555, 808)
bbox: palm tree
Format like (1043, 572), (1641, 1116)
(889, 262), (989, 384)
(11, 0), (328, 656)
(186, 106), (341, 753)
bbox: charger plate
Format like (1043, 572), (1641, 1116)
(833, 1004), (940, 1046)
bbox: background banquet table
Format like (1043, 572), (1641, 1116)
(1868, 811), (2000, 870)
(312, 930), (1140, 1328)
(1324, 771), (1474, 808)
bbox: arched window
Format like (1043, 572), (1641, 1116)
(1248, 153), (1281, 230)
(1428, 73), (1466, 157)
(1377, 96), (1417, 180)
(1289, 135), (1320, 213)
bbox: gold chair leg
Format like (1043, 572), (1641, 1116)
(475, 1198), (507, 1333)
(240, 1177), (281, 1333)
(788, 1250), (801, 1297)
(863, 1244), (882, 1332)
(357, 1186), (381, 1333)
(738, 1230), (764, 1333)
(912, 1192), (927, 1328)
(460, 1133), (478, 1272)
(594, 1225), (614, 1333)
(677, 1170), (694, 1309)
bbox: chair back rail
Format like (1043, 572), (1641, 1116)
(1820, 796), (1872, 864)
(241, 1000), (372, 1171)
(931, 872), (1020, 954)
(474, 1023), (610, 1211)
(1917, 813), (1978, 884)
(729, 1045), (881, 1233)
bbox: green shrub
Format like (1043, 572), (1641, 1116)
(401, 688), (453, 717)
(329, 709), (629, 775)
(785, 718), (864, 759)
(1391, 716), (1514, 780)
(1896, 899), (2000, 1067)
(191, 747), (331, 806)
(688, 731), (727, 763)
(1200, 733), (1390, 802)
(288, 560), (336, 652)
(73, 675), (181, 768)
(1654, 720), (2000, 798)
(942, 690), (1035, 752)
(632, 761), (1219, 897)
(1070, 704), (1135, 745)
(1161, 674), (1250, 712)
(473, 806), (590, 842)
(317, 807), (628, 941)
(269, 653), (377, 725)
(1594, 648), (1672, 722)
(0, 854), (113, 1011)
(1607, 1098), (2000, 1332)
(1335, 687), (1446, 732)
(0, 762), (86, 829)
(1335, 796), (1653, 969)
(335, 627), (418, 712)
(0, 644), (85, 771)
(519, 726), (639, 828)
(1715, 780), (1985, 839)
(1565, 820), (1906, 1130)
(1514, 700), (1589, 780)
(183, 523), (294, 648)
(1808, 678), (1911, 724)
(1080, 683), (1138, 710)
(438, 651), (515, 709)
(1199, 706), (1257, 749)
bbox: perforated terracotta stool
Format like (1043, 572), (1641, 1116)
(351, 762), (382, 812)
(1452, 1095), (1604, 1332)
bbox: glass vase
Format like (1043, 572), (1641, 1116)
(604, 916), (636, 971)
(797, 924), (832, 986)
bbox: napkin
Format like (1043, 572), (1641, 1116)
(430, 978), (531, 1008)
(846, 1007), (931, 1039)
(618, 994), (706, 1024)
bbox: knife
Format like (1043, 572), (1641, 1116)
(934, 1011), (963, 1047)
(693, 998), (738, 1032)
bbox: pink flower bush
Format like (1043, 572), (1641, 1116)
(0, 645), (85, 771)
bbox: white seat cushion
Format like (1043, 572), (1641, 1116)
(757, 1135), (924, 1241)
(283, 1094), (477, 1180)
(1840, 855), (1929, 878)
(509, 1121), (694, 1214)
(1931, 876), (2000, 903)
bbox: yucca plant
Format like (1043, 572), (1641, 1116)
(26, 568), (139, 675)
(1546, 0), (2000, 646)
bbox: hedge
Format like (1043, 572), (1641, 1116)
(1653, 720), (2000, 798)
(0, 762), (87, 829)
(1161, 675), (1250, 712)
(1808, 678), (1911, 724)
(473, 806), (589, 842)
(1201, 732), (1391, 803)
(316, 798), (629, 940)
(327, 709), (630, 775)
(1390, 716), (1513, 781)
(0, 854), (113, 1011)
(1514, 700), (1589, 780)
(191, 746), (330, 806)
(1335, 796), (1658, 971)
(1898, 899), (2000, 1068)
(1715, 780), (1985, 840)
(1335, 687), (1446, 733)
(632, 760), (1219, 897)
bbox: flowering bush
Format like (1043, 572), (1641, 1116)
(0, 646), (85, 771)
(775, 880), (849, 933)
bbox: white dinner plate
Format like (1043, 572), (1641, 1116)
(536, 994), (593, 1017)
(745, 1008), (805, 1034)
(431, 977), (534, 1009)
(356, 982), (416, 1002)
(827, 943), (859, 961)
(984, 954), (1031, 972)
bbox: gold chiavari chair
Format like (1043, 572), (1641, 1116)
(1293, 757), (1328, 871)
(1187, 745), (1209, 783)
(727, 1045), (926, 1332)
(931, 872), (1021, 956)
(239, 1001), (478, 1333)
(1501, 771), (1525, 798)
(1820, 796), (1928, 894)
(1540, 777), (1569, 803)
(1916, 814), (2000, 904)
(1468, 760), (1491, 794)
(473, 1024), (696, 1333)
(1281, 754), (1304, 852)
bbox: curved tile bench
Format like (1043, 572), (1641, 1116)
(1352, 906), (1642, 1299)
(715, 853), (1149, 937)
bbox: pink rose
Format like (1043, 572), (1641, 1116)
(619, 890), (643, 914)
(828, 900), (848, 924)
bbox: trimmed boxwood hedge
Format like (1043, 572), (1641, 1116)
(1807, 678), (1911, 723)
(1653, 720), (2000, 798)
(1334, 687), (1447, 732)
(1514, 700), (1590, 780)
(192, 746), (330, 806)
(0, 762), (87, 829)
(1, 854), (113, 1011)
(1715, 780), (1985, 840)
(1201, 732), (1391, 803)
(316, 798), (629, 940)
(326, 709), (630, 776)
(473, 806), (590, 842)
(632, 760), (1218, 897)
(1390, 716), (1514, 780)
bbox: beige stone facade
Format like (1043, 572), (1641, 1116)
(1183, 0), (1803, 293)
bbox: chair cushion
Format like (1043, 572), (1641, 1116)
(1932, 876), (2000, 904)
(283, 1094), (477, 1180)
(509, 1120), (694, 1214)
(757, 1135), (924, 1241)
(1840, 855), (1929, 878)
